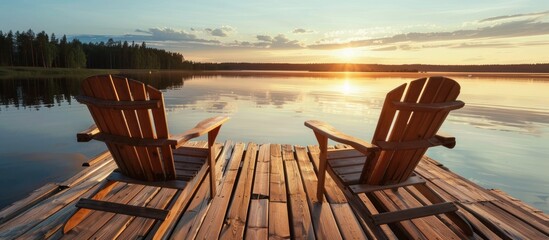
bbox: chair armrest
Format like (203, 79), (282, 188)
(434, 131), (456, 149)
(304, 120), (379, 155)
(77, 124), (100, 142)
(170, 115), (230, 147)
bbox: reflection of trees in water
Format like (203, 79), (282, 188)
(0, 73), (193, 109)
(0, 77), (80, 109)
(119, 72), (193, 89)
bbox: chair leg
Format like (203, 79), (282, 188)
(313, 131), (328, 202)
(207, 126), (221, 199)
(63, 180), (117, 233)
(413, 183), (474, 237)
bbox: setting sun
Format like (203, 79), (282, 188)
(336, 48), (360, 61)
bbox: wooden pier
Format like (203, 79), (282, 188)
(0, 141), (547, 239)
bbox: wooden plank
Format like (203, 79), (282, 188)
(490, 190), (549, 225)
(372, 202), (456, 225)
(60, 153), (115, 188)
(269, 202), (291, 239)
(168, 177), (212, 239)
(75, 197), (168, 220)
(326, 148), (365, 160)
(461, 202), (528, 239)
(269, 144), (291, 239)
(253, 144), (270, 197)
(107, 171), (188, 189)
(147, 84), (176, 180)
(356, 193), (398, 239)
(482, 201), (549, 239)
(332, 164), (364, 175)
(145, 155), (212, 239)
(306, 145), (347, 204)
(369, 191), (427, 239)
(0, 166), (114, 239)
(15, 183), (108, 240)
(114, 188), (178, 239)
(327, 157), (365, 168)
(383, 185), (464, 239)
(220, 142), (258, 239)
(135, 141), (220, 240)
(129, 79), (165, 181)
(454, 204), (505, 240)
(269, 144), (287, 202)
(173, 146), (209, 157)
(282, 145), (316, 240)
(194, 142), (245, 239)
(246, 199), (269, 239)
(62, 183), (147, 239)
(88, 186), (163, 239)
(416, 158), (495, 202)
(350, 175), (425, 194)
(82, 150), (110, 167)
(169, 141), (233, 239)
(306, 146), (367, 239)
(245, 144), (270, 239)
(294, 146), (342, 239)
(0, 183), (60, 225)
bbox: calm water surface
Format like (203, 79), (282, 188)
(1, 72), (548, 213)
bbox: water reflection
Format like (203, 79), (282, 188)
(454, 105), (549, 136)
(0, 73), (191, 110)
(0, 72), (548, 212)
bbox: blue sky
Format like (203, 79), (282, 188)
(2, 0), (549, 64)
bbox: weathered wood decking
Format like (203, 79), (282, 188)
(0, 141), (548, 239)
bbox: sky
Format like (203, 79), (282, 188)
(1, 0), (549, 64)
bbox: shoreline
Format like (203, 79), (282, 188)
(2, 66), (549, 79)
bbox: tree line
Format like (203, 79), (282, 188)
(2, 29), (548, 73)
(0, 29), (192, 70)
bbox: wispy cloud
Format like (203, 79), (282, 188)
(134, 27), (219, 43)
(479, 10), (549, 23)
(293, 28), (314, 34)
(309, 16), (549, 50)
(254, 34), (304, 49)
(205, 26), (235, 37)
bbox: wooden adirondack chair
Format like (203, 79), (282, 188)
(63, 75), (229, 235)
(305, 76), (473, 238)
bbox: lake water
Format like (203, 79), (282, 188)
(1, 71), (548, 213)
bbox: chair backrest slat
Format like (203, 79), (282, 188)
(364, 77), (462, 185)
(79, 75), (175, 181)
(128, 80), (168, 180)
(147, 85), (176, 180)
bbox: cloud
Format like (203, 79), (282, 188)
(205, 26), (235, 37)
(309, 17), (549, 50)
(255, 34), (304, 49)
(372, 46), (397, 51)
(293, 28), (314, 34)
(451, 42), (514, 49)
(144, 27), (197, 41)
(256, 35), (272, 42)
(73, 27), (221, 46)
(479, 11), (549, 23)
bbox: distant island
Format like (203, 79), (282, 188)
(1, 29), (548, 73)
